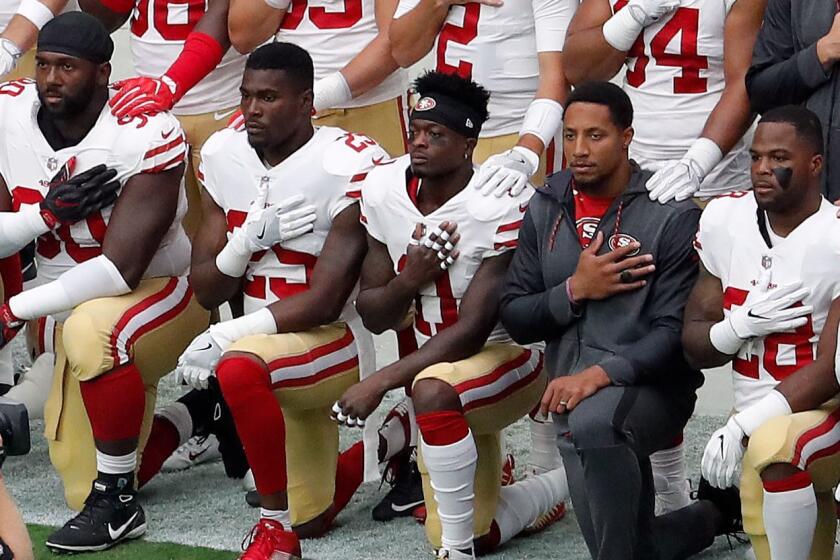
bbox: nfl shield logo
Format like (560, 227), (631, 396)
(46, 157), (58, 172)
(761, 255), (772, 270)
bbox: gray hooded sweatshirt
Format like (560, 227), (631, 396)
(500, 165), (703, 404)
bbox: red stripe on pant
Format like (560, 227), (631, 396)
(217, 354), (288, 496)
(79, 363), (145, 442)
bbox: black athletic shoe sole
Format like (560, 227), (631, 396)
(46, 522), (147, 554)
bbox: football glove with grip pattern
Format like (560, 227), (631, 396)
(40, 163), (120, 228)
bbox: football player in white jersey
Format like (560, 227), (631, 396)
(565, 0), (765, 201)
(390, 0), (576, 193)
(227, 0), (409, 157)
(175, 42), (389, 560)
(0, 13), (209, 552)
(684, 105), (840, 560)
(333, 71), (568, 560)
(78, 0), (246, 235)
(564, 0), (767, 512)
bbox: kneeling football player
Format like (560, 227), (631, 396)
(334, 71), (568, 560)
(175, 42), (389, 559)
(0, 13), (210, 552)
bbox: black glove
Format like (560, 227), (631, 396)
(0, 305), (22, 351)
(40, 164), (120, 227)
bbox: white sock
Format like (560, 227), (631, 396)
(157, 401), (194, 445)
(5, 352), (55, 420)
(420, 431), (478, 551)
(96, 450), (137, 475)
(764, 483), (818, 560)
(651, 443), (690, 513)
(494, 467), (569, 544)
(0, 343), (14, 386)
(527, 416), (562, 474)
(260, 507), (291, 531)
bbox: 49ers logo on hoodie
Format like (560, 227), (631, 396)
(609, 233), (641, 256)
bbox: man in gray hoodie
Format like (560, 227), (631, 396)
(500, 81), (737, 559)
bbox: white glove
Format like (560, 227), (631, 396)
(646, 138), (723, 203)
(0, 38), (21, 78)
(175, 329), (223, 390)
(475, 146), (539, 198)
(710, 268), (811, 355)
(215, 180), (316, 277)
(237, 182), (317, 252)
(602, 0), (680, 51)
(701, 416), (746, 489)
(623, 0), (681, 26)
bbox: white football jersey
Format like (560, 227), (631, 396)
(394, 0), (577, 137)
(200, 125), (388, 315)
(275, 0), (407, 108)
(0, 80), (190, 283)
(696, 192), (840, 412)
(611, 0), (751, 195)
(129, 0), (246, 115)
(360, 154), (532, 345)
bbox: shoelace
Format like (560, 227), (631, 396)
(71, 491), (115, 527)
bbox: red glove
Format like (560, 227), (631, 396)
(109, 76), (177, 119)
(0, 304), (23, 350)
(109, 32), (224, 119)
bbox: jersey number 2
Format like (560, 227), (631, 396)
(436, 3), (480, 78)
(614, 2), (708, 94)
(723, 287), (816, 381)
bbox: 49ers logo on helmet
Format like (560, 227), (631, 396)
(609, 233), (641, 255)
(415, 97), (436, 111)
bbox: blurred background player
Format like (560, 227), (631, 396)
(0, 0), (63, 80)
(334, 71), (568, 560)
(176, 42), (389, 560)
(0, 12), (209, 552)
(79, 0), (246, 235)
(563, 0), (767, 512)
(564, 0), (765, 203)
(228, 0), (409, 156)
(684, 105), (840, 560)
(390, 0), (576, 194)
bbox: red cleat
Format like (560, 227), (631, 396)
(521, 502), (567, 536)
(240, 519), (301, 560)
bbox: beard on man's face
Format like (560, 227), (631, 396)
(37, 84), (95, 118)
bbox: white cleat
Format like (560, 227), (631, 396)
(161, 434), (221, 472)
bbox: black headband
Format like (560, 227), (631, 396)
(410, 93), (482, 138)
(38, 12), (114, 64)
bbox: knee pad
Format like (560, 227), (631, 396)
(62, 310), (111, 381)
(217, 354), (270, 408)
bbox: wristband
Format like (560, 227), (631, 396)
(732, 390), (791, 436)
(0, 205), (50, 259)
(164, 32), (225, 104)
(709, 319), (744, 356)
(16, 0), (54, 30)
(313, 72), (352, 113)
(209, 307), (277, 350)
(9, 255), (130, 320)
(684, 137), (723, 179)
(265, 0), (291, 9)
(519, 98), (564, 148)
(602, 7), (644, 52)
(215, 232), (251, 278)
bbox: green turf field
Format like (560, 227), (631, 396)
(27, 525), (237, 560)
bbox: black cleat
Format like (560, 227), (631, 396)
(372, 448), (425, 522)
(46, 479), (146, 553)
(693, 477), (743, 536)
